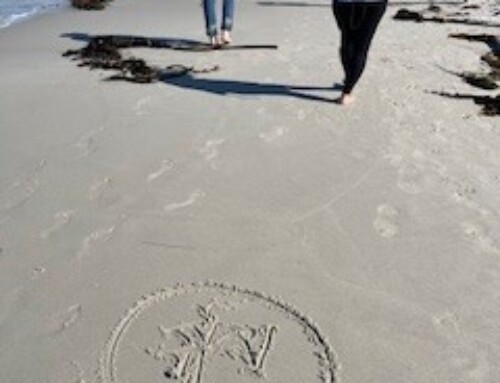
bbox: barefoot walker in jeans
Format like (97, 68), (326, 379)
(203, 0), (235, 46)
(332, 0), (387, 105)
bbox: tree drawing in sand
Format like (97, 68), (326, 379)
(145, 301), (278, 382)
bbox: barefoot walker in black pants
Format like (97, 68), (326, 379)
(333, 0), (387, 105)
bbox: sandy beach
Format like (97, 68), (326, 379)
(0, 0), (499, 382)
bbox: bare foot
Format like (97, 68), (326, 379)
(338, 93), (355, 105)
(221, 30), (232, 45)
(209, 35), (221, 48)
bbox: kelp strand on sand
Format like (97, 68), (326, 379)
(393, 4), (499, 116)
(449, 33), (500, 48)
(72, 0), (112, 10)
(442, 33), (500, 115)
(440, 68), (499, 90)
(393, 7), (500, 27)
(63, 35), (277, 83)
(63, 36), (220, 83)
(431, 92), (500, 116)
(450, 33), (500, 72)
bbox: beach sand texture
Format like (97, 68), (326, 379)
(0, 0), (499, 382)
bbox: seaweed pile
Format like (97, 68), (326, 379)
(63, 36), (220, 83)
(72, 0), (113, 10)
(434, 33), (499, 116)
(393, 2), (499, 116)
(63, 35), (277, 83)
(394, 2), (500, 27)
(431, 92), (499, 115)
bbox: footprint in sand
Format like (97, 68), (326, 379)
(147, 160), (175, 183)
(461, 222), (500, 255)
(259, 126), (289, 143)
(89, 177), (119, 207)
(256, 107), (267, 116)
(75, 136), (97, 159)
(53, 304), (82, 334)
(435, 175), (492, 217)
(73, 126), (105, 160)
(77, 225), (116, 259)
(32, 266), (47, 279)
(89, 177), (112, 201)
(134, 97), (152, 116)
(40, 210), (75, 239)
(0, 159), (46, 216)
(450, 350), (491, 382)
(296, 110), (306, 121)
(397, 163), (424, 195)
(433, 311), (492, 381)
(71, 361), (87, 383)
(433, 311), (461, 338)
(200, 139), (225, 169)
(373, 204), (400, 239)
(164, 190), (205, 213)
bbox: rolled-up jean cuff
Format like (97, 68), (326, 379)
(206, 26), (218, 36)
(222, 18), (233, 31)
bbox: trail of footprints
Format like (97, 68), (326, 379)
(384, 113), (500, 253)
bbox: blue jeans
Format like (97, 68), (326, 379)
(203, 0), (235, 37)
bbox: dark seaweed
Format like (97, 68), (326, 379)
(71, 0), (112, 10)
(63, 35), (277, 83)
(393, 8), (500, 27)
(432, 92), (500, 116)
(63, 36), (218, 83)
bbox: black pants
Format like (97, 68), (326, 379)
(333, 1), (387, 93)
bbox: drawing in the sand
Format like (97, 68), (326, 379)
(145, 301), (277, 382)
(101, 282), (337, 383)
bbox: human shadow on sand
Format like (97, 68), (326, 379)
(61, 33), (278, 51)
(161, 73), (339, 103)
(62, 32), (339, 103)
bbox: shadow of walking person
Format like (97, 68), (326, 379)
(162, 73), (339, 103)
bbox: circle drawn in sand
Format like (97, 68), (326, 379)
(100, 281), (336, 383)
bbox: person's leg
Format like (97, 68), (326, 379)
(221, 0), (235, 43)
(333, 2), (358, 104)
(342, 2), (387, 95)
(203, 0), (218, 43)
(333, 2), (351, 71)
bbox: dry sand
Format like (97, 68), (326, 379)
(0, 0), (499, 382)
